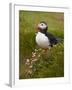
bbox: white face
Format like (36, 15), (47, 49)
(38, 23), (47, 29)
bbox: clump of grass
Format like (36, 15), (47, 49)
(20, 48), (44, 79)
(31, 43), (64, 78)
(19, 43), (64, 79)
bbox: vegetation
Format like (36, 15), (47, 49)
(19, 11), (64, 79)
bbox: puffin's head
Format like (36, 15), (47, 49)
(36, 21), (48, 33)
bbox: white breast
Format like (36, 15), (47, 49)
(36, 32), (50, 48)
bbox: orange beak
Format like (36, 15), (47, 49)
(36, 27), (40, 33)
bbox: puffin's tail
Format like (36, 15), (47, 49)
(56, 38), (64, 43)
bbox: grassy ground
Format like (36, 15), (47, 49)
(19, 11), (64, 79)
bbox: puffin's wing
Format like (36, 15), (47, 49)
(45, 32), (58, 47)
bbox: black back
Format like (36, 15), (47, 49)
(45, 32), (58, 47)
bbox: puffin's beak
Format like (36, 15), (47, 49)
(35, 27), (39, 34)
(37, 27), (41, 32)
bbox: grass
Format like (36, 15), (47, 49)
(19, 11), (64, 79)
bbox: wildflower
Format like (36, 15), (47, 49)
(31, 61), (33, 64)
(28, 70), (32, 74)
(25, 59), (30, 65)
(35, 49), (38, 52)
(29, 65), (33, 68)
(32, 52), (36, 55)
(32, 58), (38, 62)
(34, 52), (36, 55)
(38, 54), (41, 58)
(32, 53), (36, 58)
(26, 59), (30, 63)
(32, 52), (34, 55)
(42, 50), (45, 53)
(38, 48), (42, 51)
(25, 62), (30, 65)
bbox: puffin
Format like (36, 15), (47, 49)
(36, 21), (60, 50)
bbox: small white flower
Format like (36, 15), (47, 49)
(38, 54), (41, 57)
(32, 52), (34, 55)
(28, 70), (32, 74)
(31, 61), (33, 64)
(32, 52), (36, 55)
(26, 59), (30, 63)
(25, 59), (30, 65)
(25, 62), (30, 65)
(42, 50), (45, 53)
(32, 54), (36, 58)
(35, 49), (38, 52)
(38, 48), (42, 51)
(29, 65), (33, 68)
(32, 58), (38, 62)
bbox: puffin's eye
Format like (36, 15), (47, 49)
(41, 23), (43, 26)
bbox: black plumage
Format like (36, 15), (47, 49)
(45, 32), (58, 47)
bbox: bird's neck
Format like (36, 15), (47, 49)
(38, 31), (47, 36)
